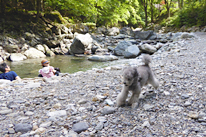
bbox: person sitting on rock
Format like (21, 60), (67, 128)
(38, 59), (60, 78)
(0, 63), (21, 81)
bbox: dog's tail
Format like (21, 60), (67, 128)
(142, 54), (152, 66)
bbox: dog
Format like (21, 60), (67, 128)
(116, 54), (159, 107)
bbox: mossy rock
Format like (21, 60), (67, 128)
(44, 11), (68, 24)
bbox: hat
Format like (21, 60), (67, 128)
(41, 59), (50, 66)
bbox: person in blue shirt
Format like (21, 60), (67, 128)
(0, 63), (21, 81)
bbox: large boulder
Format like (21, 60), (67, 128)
(133, 30), (157, 40)
(8, 53), (27, 62)
(120, 27), (134, 36)
(114, 41), (133, 56)
(139, 44), (157, 54)
(180, 32), (196, 39)
(42, 44), (55, 57)
(23, 47), (46, 59)
(107, 27), (120, 36)
(70, 33), (93, 54)
(95, 26), (108, 35)
(5, 44), (19, 53)
(124, 45), (140, 58)
(72, 23), (89, 34)
(44, 39), (60, 48)
(24, 32), (35, 41)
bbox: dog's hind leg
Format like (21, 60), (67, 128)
(116, 86), (129, 107)
(149, 74), (159, 89)
(149, 74), (159, 99)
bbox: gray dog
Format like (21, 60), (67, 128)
(116, 54), (159, 107)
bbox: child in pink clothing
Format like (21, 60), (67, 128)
(39, 59), (56, 78)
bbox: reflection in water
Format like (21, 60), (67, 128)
(6, 55), (128, 78)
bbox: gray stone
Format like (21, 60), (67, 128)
(143, 104), (155, 111)
(9, 53), (27, 62)
(114, 41), (133, 56)
(47, 110), (67, 117)
(101, 106), (116, 115)
(139, 44), (157, 54)
(95, 122), (104, 130)
(70, 33), (93, 54)
(72, 122), (89, 133)
(133, 30), (156, 40)
(40, 121), (52, 128)
(23, 47), (46, 59)
(107, 27), (119, 36)
(14, 123), (33, 133)
(124, 45), (140, 58)
(104, 99), (114, 106)
(0, 109), (12, 115)
(88, 55), (118, 62)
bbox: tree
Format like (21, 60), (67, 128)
(164, 0), (173, 17)
(138, 0), (148, 27)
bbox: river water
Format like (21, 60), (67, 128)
(6, 55), (131, 78)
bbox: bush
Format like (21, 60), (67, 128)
(172, 4), (206, 27)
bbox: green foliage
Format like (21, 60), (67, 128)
(44, 11), (68, 24)
(171, 2), (206, 27)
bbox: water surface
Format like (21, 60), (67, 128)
(6, 55), (130, 78)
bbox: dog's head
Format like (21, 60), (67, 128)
(122, 66), (139, 86)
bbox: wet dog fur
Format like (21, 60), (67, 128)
(116, 54), (159, 107)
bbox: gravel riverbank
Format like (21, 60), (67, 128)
(0, 32), (206, 137)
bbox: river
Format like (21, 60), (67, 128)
(6, 55), (131, 78)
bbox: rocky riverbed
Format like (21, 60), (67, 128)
(0, 32), (206, 137)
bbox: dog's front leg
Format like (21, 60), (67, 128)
(128, 87), (141, 106)
(116, 86), (129, 107)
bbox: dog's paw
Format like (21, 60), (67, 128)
(131, 102), (139, 109)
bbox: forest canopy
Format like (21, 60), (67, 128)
(0, 0), (206, 28)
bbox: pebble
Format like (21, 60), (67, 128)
(72, 122), (89, 133)
(101, 106), (116, 115)
(14, 123), (33, 133)
(47, 110), (67, 117)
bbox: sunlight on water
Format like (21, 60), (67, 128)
(6, 55), (130, 78)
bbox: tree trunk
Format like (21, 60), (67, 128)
(37, 0), (41, 20)
(1, 0), (5, 14)
(150, 0), (154, 23)
(144, 5), (148, 27)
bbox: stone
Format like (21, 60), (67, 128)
(139, 44), (157, 54)
(107, 27), (120, 36)
(40, 121), (52, 128)
(133, 30), (156, 40)
(8, 53), (27, 62)
(14, 123), (33, 133)
(104, 99), (114, 106)
(47, 110), (67, 117)
(5, 44), (19, 53)
(72, 122), (89, 133)
(101, 106), (116, 115)
(95, 122), (104, 130)
(188, 111), (199, 119)
(70, 33), (93, 54)
(114, 40), (133, 56)
(23, 47), (46, 59)
(88, 55), (118, 62)
(124, 45), (140, 58)
(0, 109), (12, 115)
(143, 104), (155, 111)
